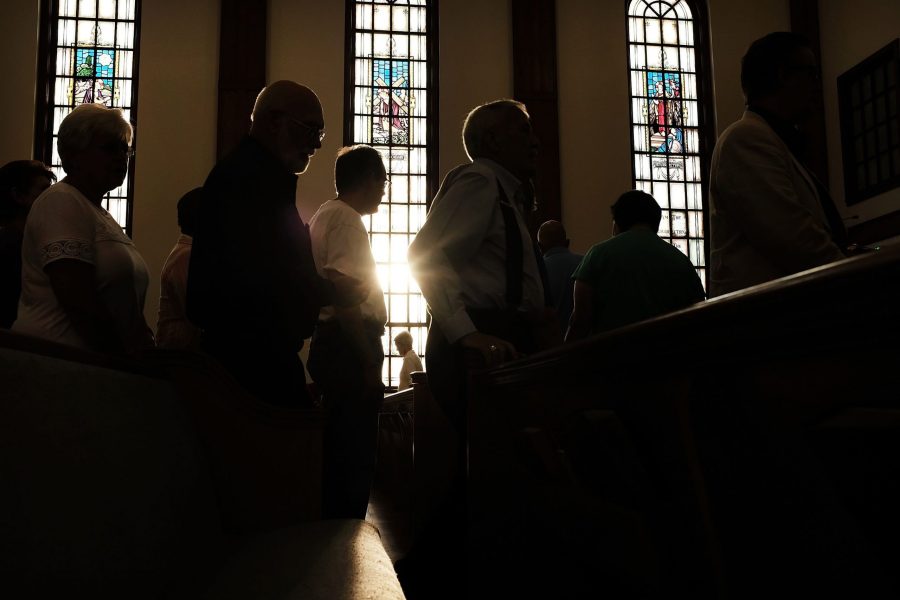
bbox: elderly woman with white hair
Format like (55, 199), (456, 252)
(13, 103), (153, 356)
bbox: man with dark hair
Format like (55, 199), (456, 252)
(307, 144), (388, 519)
(566, 190), (704, 341)
(156, 187), (203, 349)
(187, 80), (366, 406)
(0, 160), (56, 328)
(708, 32), (846, 297)
(537, 219), (582, 335)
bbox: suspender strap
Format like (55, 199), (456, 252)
(496, 183), (524, 307)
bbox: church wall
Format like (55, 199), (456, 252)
(132, 0), (220, 333)
(819, 0), (900, 232)
(268, 0), (346, 222)
(0, 0), (40, 165)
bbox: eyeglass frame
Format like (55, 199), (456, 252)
(284, 115), (326, 143)
(97, 139), (135, 159)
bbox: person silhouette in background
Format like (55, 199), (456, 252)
(394, 330), (423, 391)
(567, 190), (704, 341)
(0, 160), (56, 329)
(537, 220), (582, 336)
(156, 187), (203, 350)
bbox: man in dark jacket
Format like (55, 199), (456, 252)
(187, 80), (364, 406)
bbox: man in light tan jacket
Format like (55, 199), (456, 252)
(709, 32), (847, 297)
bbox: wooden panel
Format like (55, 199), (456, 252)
(512, 0), (561, 230)
(217, 0), (267, 158)
(467, 245), (900, 595)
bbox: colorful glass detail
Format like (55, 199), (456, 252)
(72, 47), (117, 106)
(373, 59), (412, 145)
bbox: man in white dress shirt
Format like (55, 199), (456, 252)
(308, 144), (388, 519)
(408, 98), (553, 431)
(402, 99), (553, 596)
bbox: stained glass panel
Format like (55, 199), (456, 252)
(39, 0), (141, 233)
(627, 0), (707, 288)
(348, 0), (434, 388)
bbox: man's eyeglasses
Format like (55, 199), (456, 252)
(286, 116), (326, 143)
(98, 140), (135, 158)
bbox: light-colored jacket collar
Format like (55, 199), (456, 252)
(741, 110), (821, 205)
(474, 158), (523, 206)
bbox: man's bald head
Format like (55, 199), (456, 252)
(252, 80), (321, 123)
(249, 80), (324, 174)
(537, 220), (569, 253)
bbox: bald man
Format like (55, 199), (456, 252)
(187, 80), (364, 406)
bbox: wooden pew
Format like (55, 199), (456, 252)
(467, 247), (900, 598)
(0, 330), (406, 599)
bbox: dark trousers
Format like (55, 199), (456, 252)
(201, 335), (311, 407)
(398, 310), (545, 598)
(307, 320), (383, 520)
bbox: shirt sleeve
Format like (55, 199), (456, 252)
(27, 188), (96, 268)
(408, 169), (496, 344)
(322, 220), (372, 282)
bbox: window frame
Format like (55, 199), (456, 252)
(624, 0), (716, 284)
(33, 0), (143, 236)
(343, 0), (439, 389)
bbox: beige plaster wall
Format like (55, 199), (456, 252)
(268, 0), (346, 222)
(707, 0), (790, 133)
(0, 0), (40, 164)
(133, 0), (220, 331)
(438, 0), (514, 175)
(819, 0), (900, 228)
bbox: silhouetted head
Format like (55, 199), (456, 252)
(334, 145), (388, 215)
(250, 80), (324, 174)
(0, 160), (56, 224)
(611, 190), (662, 235)
(58, 103), (133, 196)
(176, 187), (204, 237)
(394, 331), (413, 355)
(537, 220), (570, 254)
(462, 99), (539, 181)
(741, 32), (818, 121)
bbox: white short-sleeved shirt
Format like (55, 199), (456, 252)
(398, 349), (424, 391)
(13, 182), (151, 353)
(309, 199), (387, 325)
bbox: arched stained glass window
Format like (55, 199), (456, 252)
(345, 0), (437, 388)
(35, 0), (141, 233)
(626, 0), (709, 284)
